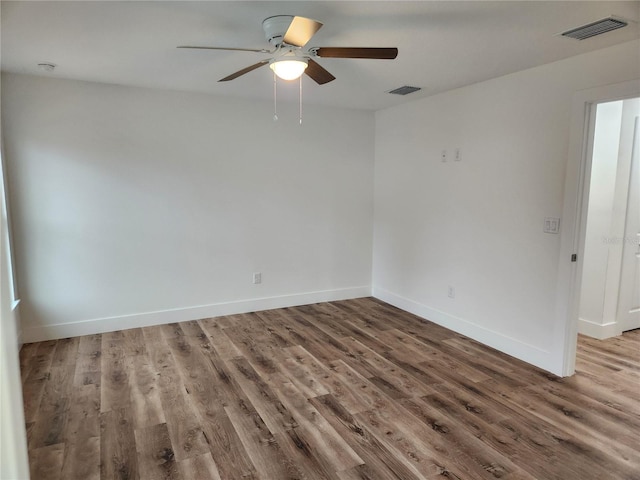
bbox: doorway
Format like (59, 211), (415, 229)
(617, 112), (640, 333)
(577, 97), (640, 339)
(558, 80), (640, 377)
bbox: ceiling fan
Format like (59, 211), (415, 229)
(178, 15), (398, 84)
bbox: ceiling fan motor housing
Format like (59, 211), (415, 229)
(263, 15), (294, 47)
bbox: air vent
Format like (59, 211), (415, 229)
(388, 86), (421, 96)
(561, 17), (628, 40)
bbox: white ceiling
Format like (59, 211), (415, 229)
(2, 1), (639, 111)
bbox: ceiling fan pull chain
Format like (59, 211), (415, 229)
(299, 76), (303, 125)
(273, 71), (278, 121)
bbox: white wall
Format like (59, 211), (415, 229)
(373, 40), (640, 375)
(2, 73), (374, 342)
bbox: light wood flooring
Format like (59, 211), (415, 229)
(20, 298), (640, 479)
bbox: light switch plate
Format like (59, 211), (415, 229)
(544, 217), (560, 234)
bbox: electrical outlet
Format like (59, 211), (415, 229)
(448, 286), (455, 298)
(253, 272), (262, 284)
(441, 150), (447, 162)
(455, 148), (462, 161)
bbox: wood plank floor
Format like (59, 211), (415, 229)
(20, 298), (640, 480)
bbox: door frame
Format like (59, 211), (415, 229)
(557, 79), (640, 377)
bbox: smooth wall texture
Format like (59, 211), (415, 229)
(3, 73), (374, 341)
(373, 40), (640, 375)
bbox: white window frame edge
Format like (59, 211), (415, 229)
(0, 135), (20, 311)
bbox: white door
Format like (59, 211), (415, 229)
(617, 115), (640, 332)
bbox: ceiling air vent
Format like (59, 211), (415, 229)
(388, 86), (421, 96)
(561, 17), (628, 40)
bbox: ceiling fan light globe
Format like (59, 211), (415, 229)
(270, 59), (308, 80)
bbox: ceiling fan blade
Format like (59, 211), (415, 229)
(283, 16), (323, 47)
(314, 47), (398, 59)
(305, 59), (335, 85)
(178, 46), (271, 53)
(219, 60), (269, 82)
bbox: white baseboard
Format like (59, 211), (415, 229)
(21, 286), (372, 343)
(577, 317), (621, 340)
(373, 287), (559, 375)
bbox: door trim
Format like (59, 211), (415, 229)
(558, 79), (640, 377)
